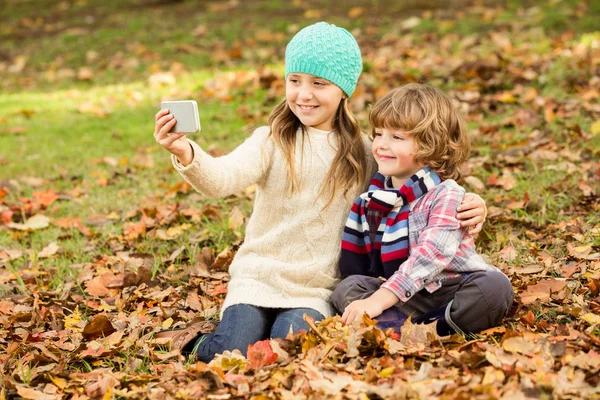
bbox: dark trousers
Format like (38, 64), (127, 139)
(330, 269), (513, 335)
(193, 304), (324, 363)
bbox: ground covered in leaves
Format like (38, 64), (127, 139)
(1, 1), (600, 399)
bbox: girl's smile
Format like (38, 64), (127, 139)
(286, 72), (344, 131)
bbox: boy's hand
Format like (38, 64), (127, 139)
(457, 194), (486, 235)
(341, 298), (383, 325)
(154, 109), (193, 166)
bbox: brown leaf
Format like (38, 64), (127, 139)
(499, 245), (518, 262)
(78, 102), (109, 117)
(84, 273), (117, 297)
(521, 279), (568, 305)
(82, 314), (117, 341)
(567, 243), (600, 260)
(1, 126), (27, 135)
(400, 316), (440, 347)
(211, 247), (234, 271)
(77, 67), (94, 81)
(228, 207), (246, 231)
(15, 387), (60, 400)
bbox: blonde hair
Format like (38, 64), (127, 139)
(267, 98), (367, 207)
(369, 83), (470, 180)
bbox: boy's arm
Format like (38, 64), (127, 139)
(171, 126), (273, 198)
(381, 185), (466, 303)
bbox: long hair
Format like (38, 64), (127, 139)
(267, 98), (367, 207)
(369, 83), (470, 180)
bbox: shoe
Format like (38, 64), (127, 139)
(412, 300), (465, 336)
(375, 308), (408, 333)
(154, 320), (217, 352)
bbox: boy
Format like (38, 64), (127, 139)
(332, 84), (514, 336)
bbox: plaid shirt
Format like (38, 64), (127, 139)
(367, 180), (494, 303)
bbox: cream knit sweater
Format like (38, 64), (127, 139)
(172, 126), (377, 318)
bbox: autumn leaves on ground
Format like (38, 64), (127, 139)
(1, 1), (600, 399)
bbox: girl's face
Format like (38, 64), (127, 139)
(372, 127), (422, 188)
(286, 73), (344, 131)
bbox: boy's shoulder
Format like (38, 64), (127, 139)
(411, 179), (465, 211)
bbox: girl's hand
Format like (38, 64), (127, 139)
(457, 194), (487, 235)
(341, 298), (383, 325)
(154, 109), (193, 165)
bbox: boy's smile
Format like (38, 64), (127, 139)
(372, 128), (422, 188)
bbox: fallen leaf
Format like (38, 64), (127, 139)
(7, 214), (51, 231)
(590, 120), (600, 136)
(400, 316), (439, 347)
(521, 279), (568, 305)
(16, 387), (60, 400)
(247, 340), (278, 369)
(228, 207), (245, 231)
(82, 314), (117, 340)
(464, 176), (485, 192)
(348, 7), (365, 19)
(568, 243), (600, 260)
(38, 242), (60, 258)
(499, 245), (518, 262)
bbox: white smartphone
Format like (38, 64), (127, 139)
(160, 100), (201, 133)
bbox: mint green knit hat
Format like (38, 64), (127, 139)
(285, 22), (363, 98)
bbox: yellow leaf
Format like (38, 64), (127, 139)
(582, 313), (600, 325)
(303, 9), (321, 19)
(50, 376), (68, 389)
(379, 367), (395, 378)
(64, 308), (83, 331)
(162, 317), (174, 329)
(498, 92), (517, 103)
(591, 120), (600, 136)
(348, 7), (364, 19)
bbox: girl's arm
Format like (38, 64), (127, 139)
(155, 109), (273, 198)
(456, 193), (487, 234)
(170, 127), (273, 198)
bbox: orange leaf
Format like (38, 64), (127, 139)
(247, 339), (278, 369)
(123, 220), (146, 241)
(33, 190), (59, 207)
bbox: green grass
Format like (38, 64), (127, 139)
(1, 1), (600, 394)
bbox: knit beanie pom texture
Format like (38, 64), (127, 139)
(285, 22), (363, 98)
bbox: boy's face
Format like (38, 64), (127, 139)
(372, 128), (422, 188)
(286, 73), (344, 131)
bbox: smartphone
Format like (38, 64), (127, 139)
(160, 100), (201, 133)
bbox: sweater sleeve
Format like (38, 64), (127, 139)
(381, 184), (466, 303)
(171, 126), (273, 198)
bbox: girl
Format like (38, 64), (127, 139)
(153, 22), (486, 362)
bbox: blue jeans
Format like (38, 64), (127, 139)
(193, 304), (324, 362)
